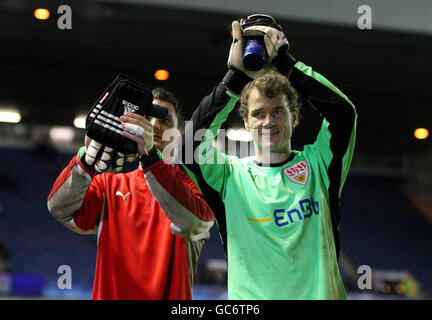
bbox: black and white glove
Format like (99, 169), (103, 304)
(77, 138), (138, 173)
(110, 151), (139, 173)
(78, 139), (114, 173)
(86, 74), (167, 154)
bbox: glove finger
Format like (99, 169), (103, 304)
(85, 139), (102, 165)
(232, 20), (243, 41)
(246, 14), (276, 24)
(100, 147), (113, 161)
(243, 30), (266, 37)
(243, 25), (289, 46)
(125, 153), (139, 162)
(95, 146), (114, 173)
(228, 20), (246, 70)
(243, 25), (268, 37)
(111, 151), (125, 173)
(95, 162), (107, 173)
(264, 35), (289, 61)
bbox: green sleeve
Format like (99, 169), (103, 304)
(196, 90), (239, 198)
(294, 61), (357, 195)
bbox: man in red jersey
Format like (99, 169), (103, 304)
(47, 87), (214, 300)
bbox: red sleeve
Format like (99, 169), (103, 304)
(47, 155), (104, 234)
(143, 160), (214, 240)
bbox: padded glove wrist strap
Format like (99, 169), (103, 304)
(271, 48), (297, 77)
(221, 68), (252, 96)
(140, 145), (160, 169)
(77, 146), (96, 172)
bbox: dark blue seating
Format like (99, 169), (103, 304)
(339, 173), (432, 294)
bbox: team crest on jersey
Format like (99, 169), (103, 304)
(283, 160), (309, 185)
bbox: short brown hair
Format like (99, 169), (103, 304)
(152, 87), (185, 129)
(238, 71), (301, 122)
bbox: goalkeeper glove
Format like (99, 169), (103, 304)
(229, 14), (297, 77)
(77, 139), (114, 173)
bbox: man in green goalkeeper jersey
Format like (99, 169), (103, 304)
(179, 14), (357, 299)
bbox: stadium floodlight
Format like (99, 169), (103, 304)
(73, 116), (86, 129)
(0, 110), (21, 123)
(49, 126), (75, 143)
(154, 69), (170, 81)
(34, 8), (50, 20)
(226, 128), (252, 141)
(414, 128), (429, 140)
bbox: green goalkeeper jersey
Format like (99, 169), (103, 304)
(182, 62), (357, 299)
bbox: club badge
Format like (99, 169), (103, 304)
(283, 160), (309, 185)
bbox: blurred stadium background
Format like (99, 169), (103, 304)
(0, 0), (431, 300)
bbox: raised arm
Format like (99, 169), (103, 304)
(47, 154), (104, 234)
(288, 62), (357, 190)
(47, 135), (126, 234)
(242, 16), (357, 187)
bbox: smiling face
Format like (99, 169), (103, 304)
(239, 71), (301, 164)
(244, 87), (298, 161)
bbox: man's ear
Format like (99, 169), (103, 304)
(292, 111), (300, 129)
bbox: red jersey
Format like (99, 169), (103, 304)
(47, 155), (214, 300)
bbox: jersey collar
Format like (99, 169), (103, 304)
(253, 152), (295, 167)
